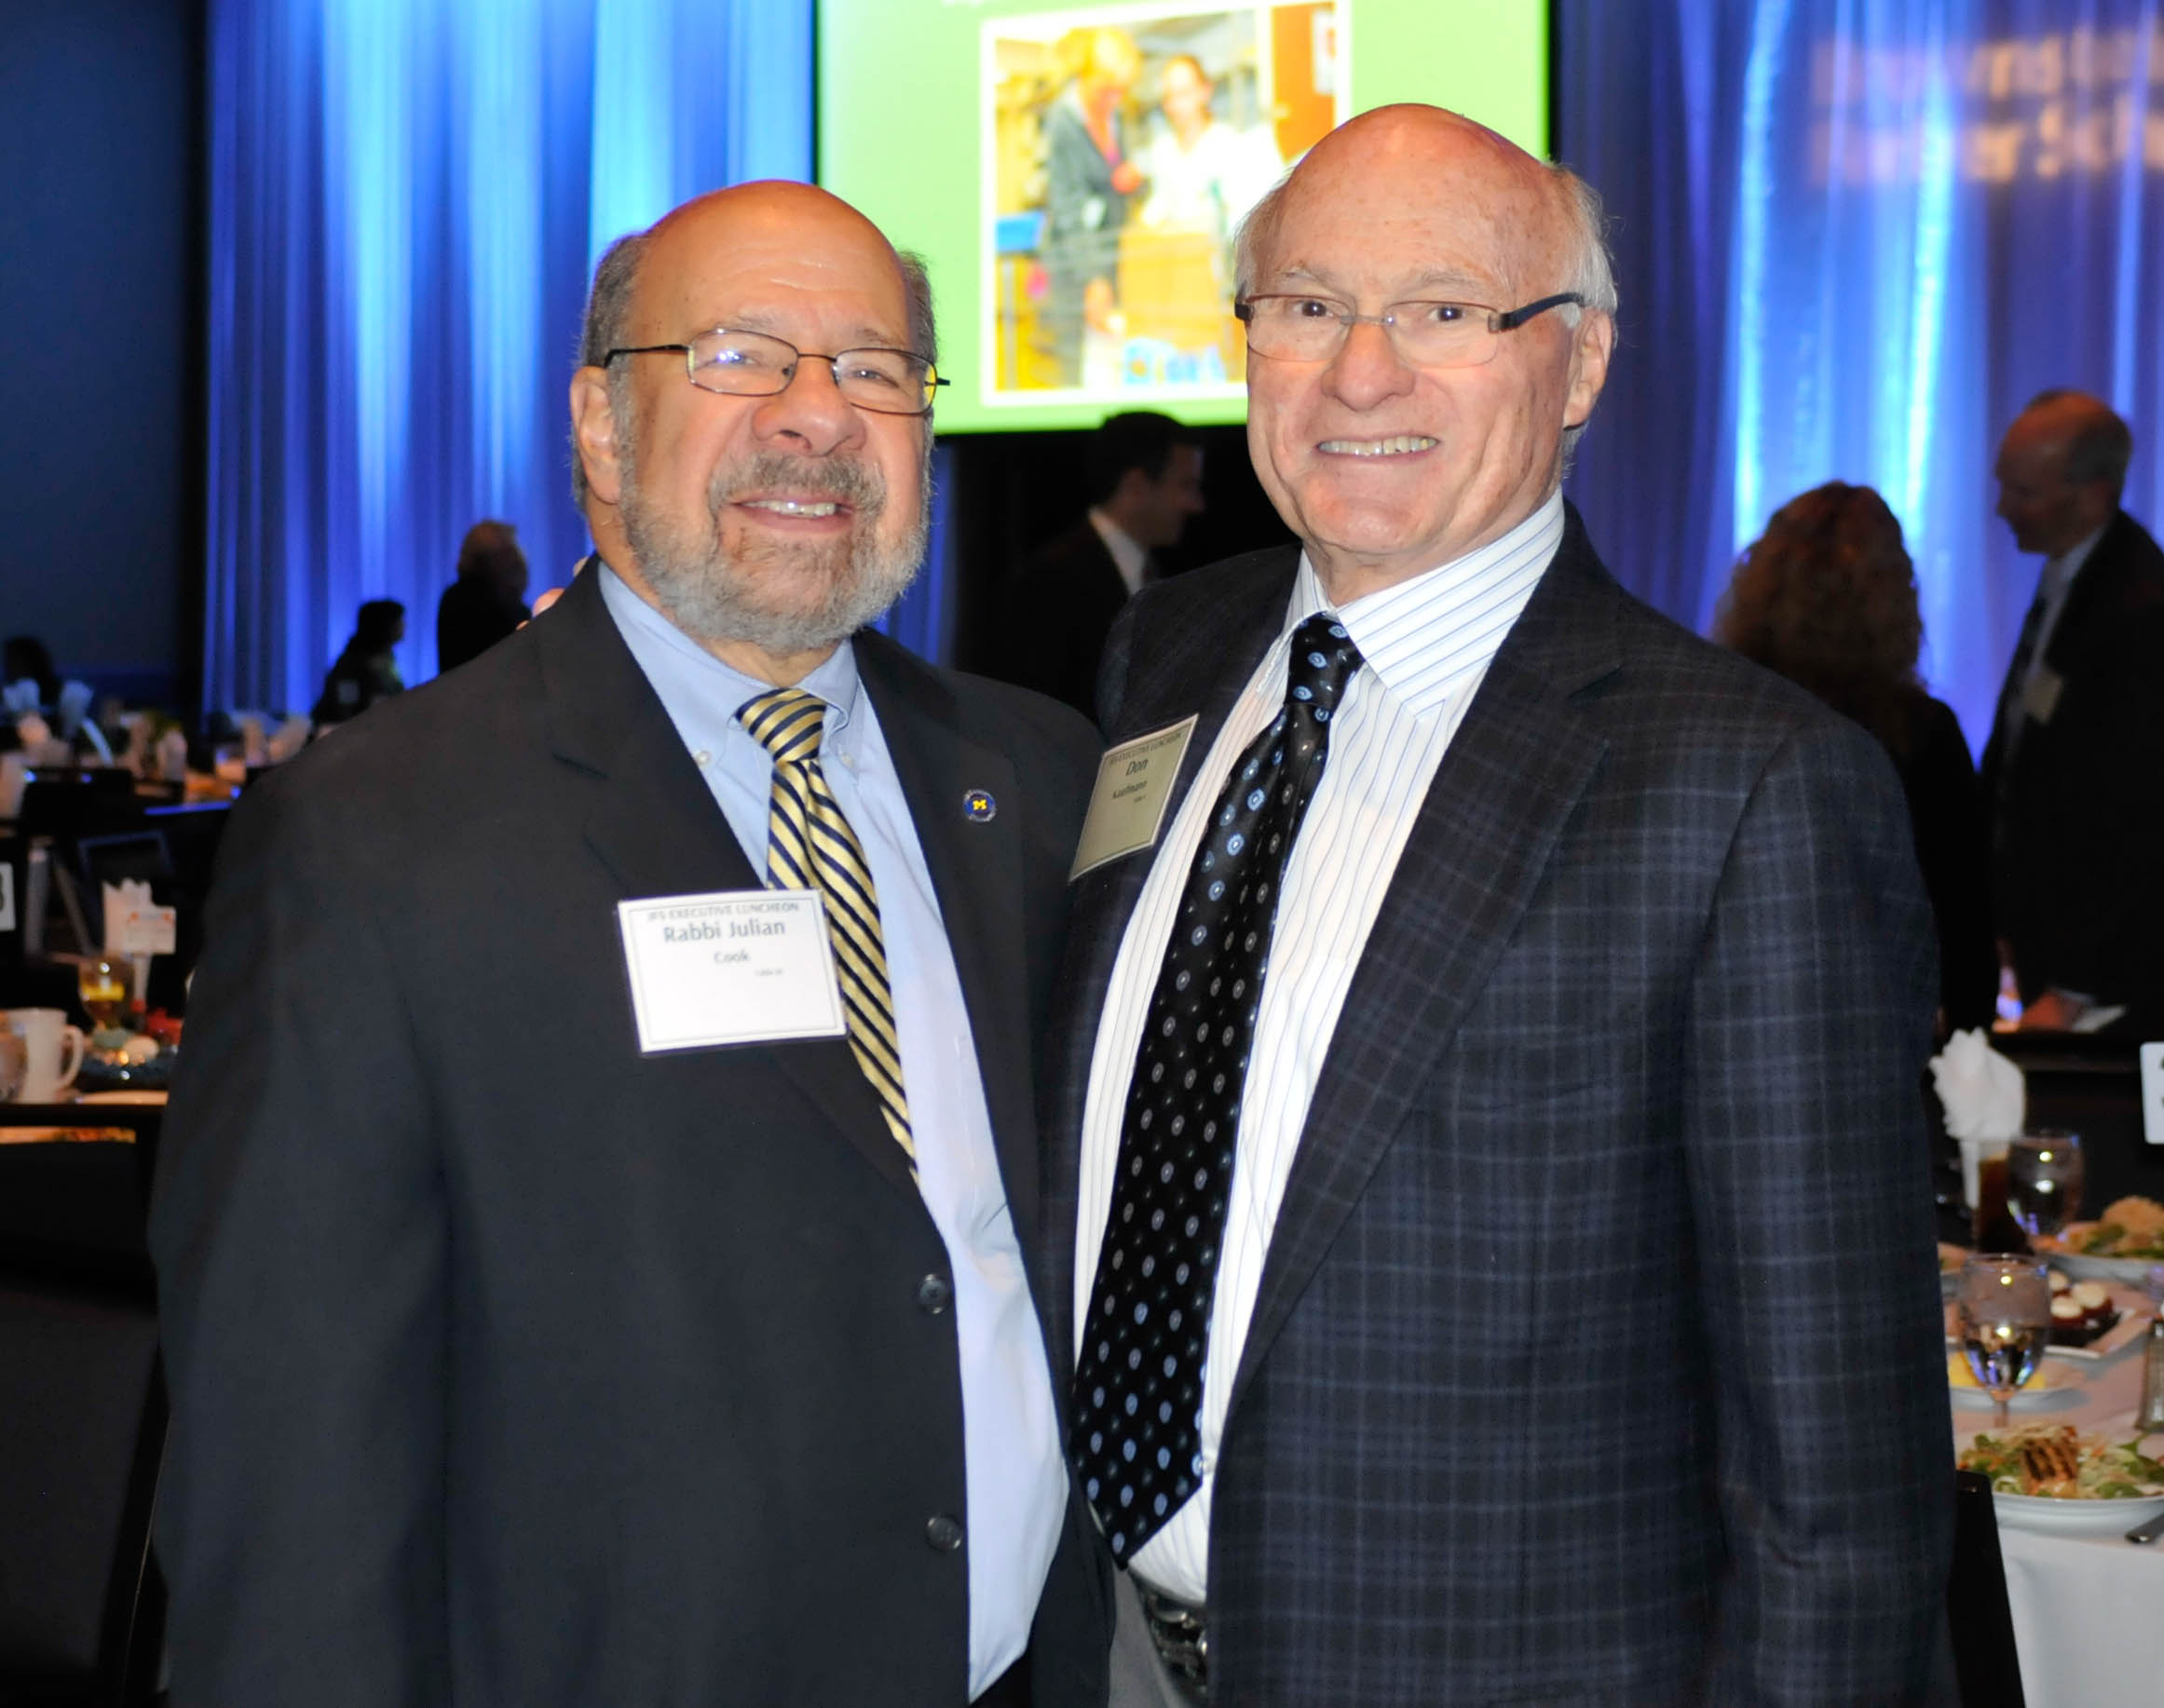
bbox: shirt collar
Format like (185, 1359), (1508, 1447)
(1088, 508), (1151, 596)
(1280, 492), (1564, 719)
(594, 558), (865, 753)
(2041, 519), (2108, 603)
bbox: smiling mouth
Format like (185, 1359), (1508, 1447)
(738, 498), (846, 518)
(1317, 435), (1438, 457)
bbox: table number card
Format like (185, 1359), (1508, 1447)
(102, 881), (176, 956)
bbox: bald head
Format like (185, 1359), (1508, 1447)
(1237, 105), (1613, 318)
(1995, 389), (2130, 557)
(573, 183), (935, 508)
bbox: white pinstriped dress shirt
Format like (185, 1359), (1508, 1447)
(1072, 492), (1564, 1603)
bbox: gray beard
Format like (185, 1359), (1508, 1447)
(619, 443), (928, 655)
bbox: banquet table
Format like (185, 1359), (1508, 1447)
(1949, 1321), (2164, 1708)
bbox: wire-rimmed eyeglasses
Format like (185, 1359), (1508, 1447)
(606, 327), (946, 416)
(1233, 291), (1586, 369)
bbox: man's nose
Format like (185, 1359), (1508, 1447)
(750, 359), (864, 456)
(1323, 319), (1417, 409)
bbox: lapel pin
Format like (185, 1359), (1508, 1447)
(962, 788), (997, 822)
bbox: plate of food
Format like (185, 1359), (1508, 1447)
(1946, 1353), (2079, 1411)
(1960, 1423), (2164, 1535)
(2035, 1196), (2164, 1286)
(2043, 1272), (2150, 1360)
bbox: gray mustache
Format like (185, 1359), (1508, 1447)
(714, 453), (886, 515)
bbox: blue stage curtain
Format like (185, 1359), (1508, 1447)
(204, 0), (818, 712)
(1559, 1), (2164, 749)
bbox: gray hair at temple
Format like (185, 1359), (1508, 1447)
(1231, 152), (1617, 458)
(569, 229), (940, 509)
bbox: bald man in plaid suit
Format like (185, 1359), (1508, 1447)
(1046, 106), (1952, 1708)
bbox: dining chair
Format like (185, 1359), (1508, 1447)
(1947, 1467), (2026, 1708)
(0, 1105), (166, 1705)
(0, 1279), (166, 1706)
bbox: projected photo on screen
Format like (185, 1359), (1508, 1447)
(819, 0), (1548, 431)
(984, 6), (1342, 406)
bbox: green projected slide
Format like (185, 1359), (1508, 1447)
(818, 0), (1550, 433)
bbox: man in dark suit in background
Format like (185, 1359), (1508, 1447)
(991, 411), (1206, 715)
(153, 182), (1109, 1708)
(1046, 103), (1952, 1706)
(1983, 389), (2164, 1035)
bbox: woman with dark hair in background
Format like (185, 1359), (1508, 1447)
(312, 599), (407, 727)
(2, 635), (60, 711)
(1716, 481), (1998, 1035)
(436, 519), (531, 674)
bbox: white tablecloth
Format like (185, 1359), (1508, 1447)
(1950, 1330), (2164, 1708)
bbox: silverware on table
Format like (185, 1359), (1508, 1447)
(2123, 1506), (2164, 1544)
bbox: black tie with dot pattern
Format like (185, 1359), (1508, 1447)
(1071, 611), (1364, 1564)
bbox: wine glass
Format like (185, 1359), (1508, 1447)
(76, 958), (131, 1041)
(2007, 1130), (2084, 1242)
(1957, 1254), (2052, 1430)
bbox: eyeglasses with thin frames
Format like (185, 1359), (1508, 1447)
(1234, 291), (1586, 369)
(605, 326), (947, 416)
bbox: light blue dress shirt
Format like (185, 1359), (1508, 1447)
(598, 565), (1065, 1695)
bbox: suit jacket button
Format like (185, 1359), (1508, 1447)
(916, 1273), (952, 1315)
(925, 1513), (963, 1552)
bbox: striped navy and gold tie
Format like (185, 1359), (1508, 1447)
(738, 687), (914, 1168)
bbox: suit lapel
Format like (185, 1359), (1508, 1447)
(1043, 549), (1298, 1379)
(1225, 529), (1623, 1415)
(854, 634), (1041, 1224)
(534, 572), (914, 1197)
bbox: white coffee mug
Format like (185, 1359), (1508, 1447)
(5, 1008), (85, 1102)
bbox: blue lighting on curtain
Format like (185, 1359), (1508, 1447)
(1560, 0), (2164, 752)
(204, 0), (816, 712)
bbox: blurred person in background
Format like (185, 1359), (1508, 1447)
(988, 410), (1204, 716)
(311, 598), (406, 726)
(436, 519), (532, 673)
(2, 635), (59, 712)
(1983, 389), (2164, 1035)
(1716, 481), (1997, 1036)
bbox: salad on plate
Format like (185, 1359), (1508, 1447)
(1958, 1422), (2164, 1499)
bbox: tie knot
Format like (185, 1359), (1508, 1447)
(1285, 613), (1363, 721)
(739, 686), (827, 765)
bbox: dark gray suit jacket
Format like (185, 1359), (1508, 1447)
(1980, 507), (2164, 1028)
(1043, 510), (1953, 1706)
(152, 569), (1111, 1707)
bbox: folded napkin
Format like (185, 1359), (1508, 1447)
(1930, 1027), (2025, 1141)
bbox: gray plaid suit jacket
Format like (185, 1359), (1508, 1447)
(1043, 508), (1953, 1707)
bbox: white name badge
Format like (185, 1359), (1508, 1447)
(616, 889), (846, 1054)
(1070, 715), (1198, 880)
(2021, 666), (2064, 725)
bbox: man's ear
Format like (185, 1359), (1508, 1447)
(1563, 309), (1615, 431)
(570, 366), (625, 506)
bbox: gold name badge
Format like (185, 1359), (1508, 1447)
(1069, 715), (1199, 881)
